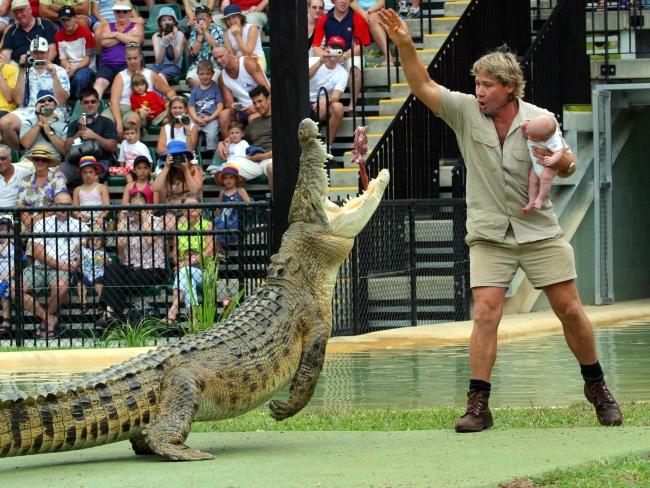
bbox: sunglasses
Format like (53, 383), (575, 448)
(32, 157), (51, 163)
(40, 98), (55, 103)
(81, 99), (98, 104)
(115, 9), (130, 14)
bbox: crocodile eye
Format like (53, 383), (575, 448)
(276, 267), (285, 277)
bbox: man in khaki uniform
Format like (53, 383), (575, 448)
(378, 9), (622, 432)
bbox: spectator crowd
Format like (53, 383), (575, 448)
(0, 0), (415, 337)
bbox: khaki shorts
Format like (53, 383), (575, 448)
(24, 266), (72, 291)
(469, 228), (577, 289)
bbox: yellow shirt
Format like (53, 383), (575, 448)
(437, 87), (570, 245)
(0, 64), (18, 113)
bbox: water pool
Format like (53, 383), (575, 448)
(1, 321), (649, 409)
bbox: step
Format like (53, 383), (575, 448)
(367, 275), (454, 301)
(390, 82), (412, 98)
(329, 167), (361, 187)
(416, 48), (439, 63)
(404, 16), (460, 35)
(379, 98), (406, 116)
(444, 1), (470, 17)
(423, 32), (450, 50)
(340, 115), (393, 135)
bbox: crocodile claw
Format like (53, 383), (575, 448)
(269, 400), (296, 421)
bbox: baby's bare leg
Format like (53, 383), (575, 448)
(523, 167), (540, 213)
(534, 167), (557, 209)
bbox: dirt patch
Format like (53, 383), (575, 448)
(499, 479), (538, 488)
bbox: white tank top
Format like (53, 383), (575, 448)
(119, 68), (156, 106)
(226, 23), (264, 60)
(222, 57), (268, 107)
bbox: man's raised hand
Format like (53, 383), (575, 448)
(377, 8), (412, 47)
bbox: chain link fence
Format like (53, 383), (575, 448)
(332, 198), (470, 336)
(0, 200), (271, 347)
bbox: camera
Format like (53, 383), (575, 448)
(174, 114), (190, 125)
(172, 153), (186, 164)
(329, 48), (343, 57)
(40, 107), (54, 116)
(26, 57), (46, 67)
(163, 24), (174, 34)
(79, 113), (87, 127)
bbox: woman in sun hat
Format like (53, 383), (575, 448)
(222, 4), (266, 72)
(151, 6), (187, 84)
(214, 163), (250, 244)
(152, 139), (204, 204)
(72, 155), (110, 228)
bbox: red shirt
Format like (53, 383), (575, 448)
(29, 0), (39, 17)
(130, 91), (167, 122)
(54, 24), (96, 67)
(233, 0), (264, 11)
(312, 9), (371, 51)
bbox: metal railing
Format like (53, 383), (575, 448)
(332, 197), (470, 336)
(523, 0), (591, 124)
(0, 200), (272, 346)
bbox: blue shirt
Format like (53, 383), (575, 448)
(189, 82), (224, 117)
(1, 19), (57, 63)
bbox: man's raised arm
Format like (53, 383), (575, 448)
(377, 8), (442, 114)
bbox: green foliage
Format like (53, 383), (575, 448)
(181, 256), (245, 335)
(99, 316), (160, 348)
(191, 401), (650, 433)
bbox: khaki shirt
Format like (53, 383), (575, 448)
(437, 87), (570, 244)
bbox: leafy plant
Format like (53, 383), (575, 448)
(182, 256), (245, 335)
(100, 315), (160, 347)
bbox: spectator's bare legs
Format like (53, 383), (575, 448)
(22, 286), (48, 331)
(469, 286), (506, 381)
(0, 113), (22, 150)
(544, 280), (599, 365)
(369, 13), (392, 66)
(218, 108), (236, 140)
(166, 289), (181, 323)
(46, 277), (69, 332)
(523, 167), (539, 213)
(94, 77), (110, 99)
(347, 66), (362, 113)
(318, 98), (344, 145)
(534, 166), (557, 210)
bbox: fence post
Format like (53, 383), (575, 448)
(351, 241), (360, 335)
(408, 203), (417, 326)
(451, 160), (469, 321)
(11, 210), (24, 346)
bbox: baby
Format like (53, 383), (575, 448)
(521, 114), (564, 213)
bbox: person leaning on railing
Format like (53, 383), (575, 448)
(164, 192), (214, 324)
(98, 191), (167, 324)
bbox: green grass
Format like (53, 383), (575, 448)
(505, 454), (650, 487)
(191, 401), (650, 433)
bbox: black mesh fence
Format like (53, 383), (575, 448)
(0, 200), (271, 347)
(332, 198), (470, 336)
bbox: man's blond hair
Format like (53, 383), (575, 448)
(471, 45), (525, 99)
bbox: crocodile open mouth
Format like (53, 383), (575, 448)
(325, 169), (390, 238)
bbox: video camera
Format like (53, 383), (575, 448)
(26, 57), (46, 68)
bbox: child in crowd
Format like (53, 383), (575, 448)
(122, 155), (159, 204)
(72, 156), (110, 229)
(77, 235), (111, 306)
(206, 121), (249, 175)
(0, 215), (14, 332)
(188, 60), (223, 154)
(129, 73), (169, 128)
(520, 114), (564, 213)
(117, 122), (153, 183)
(214, 164), (251, 244)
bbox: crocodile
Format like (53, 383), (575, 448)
(0, 118), (390, 462)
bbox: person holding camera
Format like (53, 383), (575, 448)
(308, 36), (349, 145)
(54, 6), (96, 102)
(0, 36), (69, 151)
(60, 87), (117, 186)
(151, 7), (187, 85)
(19, 90), (68, 164)
(186, 5), (224, 90)
(152, 139), (204, 205)
(1, 0), (57, 65)
(156, 96), (199, 157)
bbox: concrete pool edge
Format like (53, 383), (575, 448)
(0, 298), (649, 372)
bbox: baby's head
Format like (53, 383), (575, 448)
(521, 115), (556, 143)
(131, 73), (148, 96)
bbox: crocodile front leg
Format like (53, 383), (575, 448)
(141, 368), (214, 461)
(269, 322), (328, 421)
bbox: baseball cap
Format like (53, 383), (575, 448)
(327, 36), (346, 49)
(58, 5), (75, 19)
(29, 36), (48, 53)
(195, 5), (211, 15)
(11, 0), (29, 10)
(111, 0), (133, 11)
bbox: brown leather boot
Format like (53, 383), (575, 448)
(584, 380), (623, 426)
(454, 390), (494, 433)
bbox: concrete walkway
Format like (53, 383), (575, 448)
(1, 427), (650, 487)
